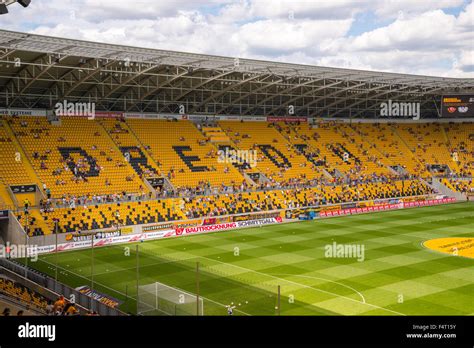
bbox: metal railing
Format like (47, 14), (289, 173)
(0, 259), (127, 316)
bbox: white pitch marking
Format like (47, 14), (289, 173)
(38, 258), (251, 316)
(196, 254), (405, 316)
(271, 273), (366, 304)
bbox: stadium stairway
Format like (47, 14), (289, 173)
(128, 119), (246, 189)
(443, 123), (473, 176)
(98, 118), (163, 187)
(431, 178), (466, 201)
(194, 123), (257, 187)
(0, 180), (13, 209)
(348, 124), (405, 177)
(359, 123), (428, 177)
(441, 126), (461, 174)
(1, 120), (41, 188)
(0, 119), (43, 208)
(335, 123), (394, 176)
(292, 143), (335, 180)
(16, 209), (51, 236)
(219, 121), (321, 183)
(395, 123), (455, 177)
(201, 126), (231, 143)
(275, 122), (354, 176)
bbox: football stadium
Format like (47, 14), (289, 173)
(0, 0), (472, 345)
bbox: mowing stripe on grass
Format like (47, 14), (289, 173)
(31, 203), (474, 315)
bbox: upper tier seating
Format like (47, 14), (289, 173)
(99, 118), (162, 178)
(0, 121), (38, 208)
(396, 123), (456, 176)
(9, 117), (147, 198)
(0, 122), (36, 186)
(128, 119), (246, 189)
(443, 123), (474, 176)
(279, 122), (393, 179)
(0, 116), (470, 237)
(219, 121), (321, 184)
(351, 123), (428, 176)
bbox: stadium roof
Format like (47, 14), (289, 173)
(0, 29), (473, 118)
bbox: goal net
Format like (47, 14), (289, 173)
(137, 281), (204, 316)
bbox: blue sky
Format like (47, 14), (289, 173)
(1, 0), (473, 77)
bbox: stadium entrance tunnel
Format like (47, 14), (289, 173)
(423, 237), (474, 259)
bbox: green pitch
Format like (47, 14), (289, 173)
(30, 202), (474, 315)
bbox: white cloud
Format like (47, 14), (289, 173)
(323, 10), (464, 53)
(372, 0), (465, 19)
(0, 0), (472, 77)
(454, 49), (474, 72)
(319, 5), (474, 77)
(237, 18), (352, 56)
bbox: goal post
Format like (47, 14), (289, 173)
(137, 281), (204, 316)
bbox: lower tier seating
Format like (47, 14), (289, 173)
(0, 277), (48, 310)
(20, 179), (433, 236)
(442, 178), (473, 195)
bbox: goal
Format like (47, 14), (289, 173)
(137, 281), (204, 316)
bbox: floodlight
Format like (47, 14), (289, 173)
(18, 0), (31, 7)
(0, 0), (31, 15)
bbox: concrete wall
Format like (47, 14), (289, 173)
(1, 211), (27, 246)
(431, 178), (466, 201)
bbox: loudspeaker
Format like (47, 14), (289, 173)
(0, 4), (8, 14)
(18, 0), (31, 7)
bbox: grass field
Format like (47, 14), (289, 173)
(29, 202), (474, 316)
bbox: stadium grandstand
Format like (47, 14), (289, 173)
(0, 29), (472, 320)
(0, 29), (472, 235)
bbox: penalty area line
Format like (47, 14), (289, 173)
(38, 258), (251, 316)
(196, 254), (406, 316)
(269, 273), (366, 304)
